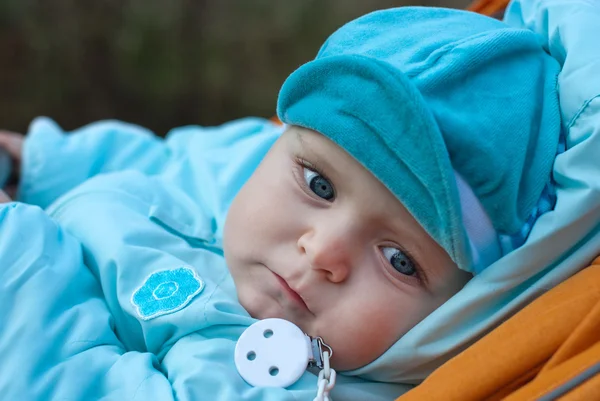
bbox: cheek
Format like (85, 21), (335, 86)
(224, 163), (298, 258)
(324, 305), (401, 370)
(223, 186), (265, 262)
(321, 286), (431, 371)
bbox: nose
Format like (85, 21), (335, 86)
(297, 224), (355, 283)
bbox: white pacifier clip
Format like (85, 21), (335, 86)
(234, 318), (336, 400)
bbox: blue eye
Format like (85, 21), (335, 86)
(382, 247), (416, 276)
(303, 167), (335, 201)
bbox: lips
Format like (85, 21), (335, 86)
(272, 271), (311, 312)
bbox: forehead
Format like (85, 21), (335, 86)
(284, 126), (369, 176)
(284, 126), (340, 156)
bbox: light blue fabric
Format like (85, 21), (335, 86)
(1, 1), (599, 398)
(0, 118), (410, 400)
(345, 0), (600, 383)
(277, 6), (562, 274)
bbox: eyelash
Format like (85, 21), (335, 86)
(293, 157), (425, 286)
(380, 245), (425, 285)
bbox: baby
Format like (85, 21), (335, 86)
(0, 3), (565, 401)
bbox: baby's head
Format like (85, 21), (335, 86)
(225, 125), (471, 370)
(224, 6), (561, 373)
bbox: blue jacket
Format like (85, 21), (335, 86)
(0, 117), (406, 400)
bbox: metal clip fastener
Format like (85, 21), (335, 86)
(308, 336), (333, 370)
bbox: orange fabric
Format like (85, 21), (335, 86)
(468, 0), (510, 17)
(396, 257), (600, 401)
(269, 116), (283, 125)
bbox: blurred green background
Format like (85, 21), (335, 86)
(0, 0), (470, 135)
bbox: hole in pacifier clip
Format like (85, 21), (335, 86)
(269, 366), (279, 376)
(263, 329), (273, 338)
(247, 351), (256, 361)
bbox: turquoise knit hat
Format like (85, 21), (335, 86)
(276, 7), (562, 274)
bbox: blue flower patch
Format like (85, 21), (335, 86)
(131, 267), (204, 320)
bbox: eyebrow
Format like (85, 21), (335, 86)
(294, 131), (337, 178)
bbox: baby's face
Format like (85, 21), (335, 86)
(224, 126), (471, 371)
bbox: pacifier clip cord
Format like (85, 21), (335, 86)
(311, 337), (336, 401)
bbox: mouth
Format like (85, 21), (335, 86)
(271, 270), (312, 313)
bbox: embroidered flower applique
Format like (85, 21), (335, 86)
(131, 267), (204, 320)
